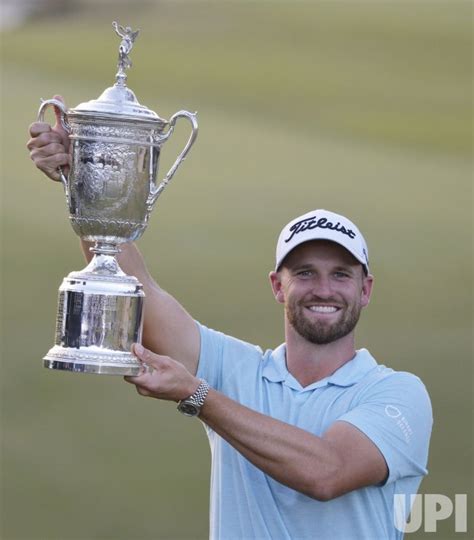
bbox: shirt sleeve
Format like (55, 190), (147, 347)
(195, 322), (264, 392)
(337, 371), (433, 485)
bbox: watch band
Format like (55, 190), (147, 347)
(177, 378), (210, 417)
(189, 379), (210, 407)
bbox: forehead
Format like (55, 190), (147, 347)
(282, 240), (360, 269)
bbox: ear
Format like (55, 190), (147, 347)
(269, 270), (285, 304)
(360, 273), (374, 308)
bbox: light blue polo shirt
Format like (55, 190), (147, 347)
(196, 323), (432, 540)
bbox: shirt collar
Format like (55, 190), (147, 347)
(262, 344), (377, 392)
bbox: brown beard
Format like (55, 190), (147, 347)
(286, 296), (362, 345)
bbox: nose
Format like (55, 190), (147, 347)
(310, 275), (333, 298)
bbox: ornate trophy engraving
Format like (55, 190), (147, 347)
(37, 22), (198, 375)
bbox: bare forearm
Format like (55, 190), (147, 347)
(199, 389), (342, 500)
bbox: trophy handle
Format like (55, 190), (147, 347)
(147, 110), (198, 209)
(37, 99), (71, 205)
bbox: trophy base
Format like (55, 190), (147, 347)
(44, 251), (146, 376)
(43, 346), (144, 376)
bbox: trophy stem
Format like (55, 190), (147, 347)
(90, 241), (121, 256)
(82, 242), (128, 278)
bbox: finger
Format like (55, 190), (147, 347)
(31, 151), (70, 170)
(132, 343), (169, 370)
(28, 121), (52, 138)
(136, 386), (152, 397)
(124, 366), (150, 383)
(27, 129), (65, 150)
(29, 141), (67, 158)
(31, 155), (70, 181)
(123, 377), (153, 398)
(52, 94), (65, 104)
(124, 369), (156, 389)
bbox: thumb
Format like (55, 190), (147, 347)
(133, 343), (163, 369)
(52, 94), (65, 123)
(51, 94), (70, 149)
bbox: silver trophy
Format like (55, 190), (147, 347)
(37, 22), (198, 375)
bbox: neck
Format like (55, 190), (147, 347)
(284, 319), (356, 387)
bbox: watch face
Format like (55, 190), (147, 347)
(178, 401), (199, 417)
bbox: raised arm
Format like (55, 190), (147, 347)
(27, 96), (201, 375)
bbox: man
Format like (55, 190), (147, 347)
(28, 101), (432, 540)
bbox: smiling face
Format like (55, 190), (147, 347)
(270, 240), (373, 346)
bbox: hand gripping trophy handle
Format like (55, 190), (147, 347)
(37, 98), (71, 205)
(147, 110), (198, 211)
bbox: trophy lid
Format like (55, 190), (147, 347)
(71, 22), (163, 123)
(73, 84), (162, 122)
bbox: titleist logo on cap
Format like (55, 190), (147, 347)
(284, 215), (356, 243)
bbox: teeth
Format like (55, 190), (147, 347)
(308, 306), (338, 313)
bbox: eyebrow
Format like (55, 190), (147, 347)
(333, 265), (356, 274)
(288, 263), (314, 272)
(294, 263), (313, 269)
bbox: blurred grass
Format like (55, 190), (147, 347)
(3, 1), (471, 155)
(1, 1), (472, 539)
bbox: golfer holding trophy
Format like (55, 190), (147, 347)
(27, 21), (432, 540)
(33, 22), (198, 376)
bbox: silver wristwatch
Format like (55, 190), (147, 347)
(177, 379), (210, 417)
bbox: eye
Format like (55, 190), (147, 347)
(333, 271), (350, 279)
(296, 270), (313, 278)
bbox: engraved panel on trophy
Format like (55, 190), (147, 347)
(54, 291), (66, 345)
(85, 294), (117, 348)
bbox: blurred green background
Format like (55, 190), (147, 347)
(1, 1), (472, 539)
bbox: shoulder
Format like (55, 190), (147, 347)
(364, 365), (429, 396)
(353, 356), (432, 421)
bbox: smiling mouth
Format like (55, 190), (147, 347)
(306, 305), (340, 314)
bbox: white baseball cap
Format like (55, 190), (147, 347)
(275, 209), (369, 273)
